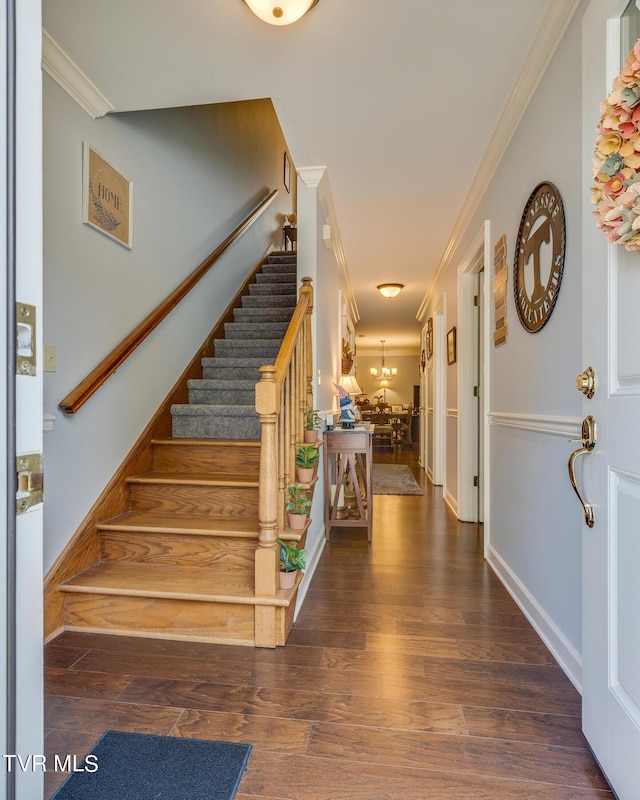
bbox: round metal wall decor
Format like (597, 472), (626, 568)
(513, 181), (565, 333)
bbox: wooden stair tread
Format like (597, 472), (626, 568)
(60, 562), (293, 606)
(127, 471), (259, 487)
(98, 510), (260, 538)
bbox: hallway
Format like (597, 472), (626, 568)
(44, 447), (611, 799)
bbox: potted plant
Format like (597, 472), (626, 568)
(295, 444), (319, 483)
(304, 409), (323, 443)
(285, 484), (312, 529)
(277, 537), (307, 589)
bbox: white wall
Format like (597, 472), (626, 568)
(421, 2), (586, 684)
(296, 166), (357, 595)
(43, 84), (292, 571)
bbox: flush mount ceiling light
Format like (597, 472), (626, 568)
(377, 283), (404, 299)
(242, 0), (319, 26)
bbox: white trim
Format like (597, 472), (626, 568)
(457, 257), (481, 523)
(297, 166), (327, 188)
(42, 31), (114, 119)
(293, 526), (326, 620)
(489, 411), (582, 438)
(417, 0), (582, 318)
(486, 545), (582, 693)
(444, 488), (458, 517)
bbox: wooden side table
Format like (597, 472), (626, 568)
(323, 428), (373, 542)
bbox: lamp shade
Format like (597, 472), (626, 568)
(242, 0), (319, 25)
(339, 374), (363, 395)
(377, 283), (404, 298)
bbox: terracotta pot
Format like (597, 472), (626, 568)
(303, 429), (319, 443)
(287, 512), (308, 530)
(296, 466), (315, 483)
(279, 570), (298, 590)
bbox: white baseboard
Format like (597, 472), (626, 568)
(444, 488), (457, 517)
(486, 545), (582, 692)
(294, 527), (326, 619)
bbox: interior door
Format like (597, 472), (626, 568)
(581, 3), (640, 796)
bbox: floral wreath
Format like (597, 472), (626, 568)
(593, 39), (640, 251)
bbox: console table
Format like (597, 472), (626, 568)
(323, 428), (373, 542)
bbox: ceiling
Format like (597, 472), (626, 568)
(43, 0), (579, 354)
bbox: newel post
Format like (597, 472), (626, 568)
(301, 277), (314, 418)
(255, 365), (279, 646)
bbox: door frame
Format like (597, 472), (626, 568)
(456, 223), (487, 522)
(432, 295), (446, 488)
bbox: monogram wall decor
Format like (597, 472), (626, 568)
(513, 181), (565, 333)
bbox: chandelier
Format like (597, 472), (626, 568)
(370, 339), (397, 386)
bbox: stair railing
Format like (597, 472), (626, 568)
(58, 189), (278, 415)
(254, 276), (313, 646)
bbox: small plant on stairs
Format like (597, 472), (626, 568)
(303, 409), (323, 443)
(285, 483), (312, 529)
(295, 444), (319, 483)
(277, 537), (307, 589)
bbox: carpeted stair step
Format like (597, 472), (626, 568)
(187, 379), (255, 405)
(255, 272), (296, 284)
(214, 338), (281, 359)
(201, 357), (269, 381)
(223, 321), (289, 339)
(232, 307), (294, 324)
(265, 251), (297, 265)
(248, 282), (296, 296)
(241, 293), (296, 308)
(171, 403), (260, 439)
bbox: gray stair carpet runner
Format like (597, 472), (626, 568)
(171, 252), (297, 439)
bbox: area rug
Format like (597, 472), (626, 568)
(372, 464), (423, 495)
(51, 731), (251, 800)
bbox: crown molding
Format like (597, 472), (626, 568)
(298, 165), (327, 188)
(42, 30), (114, 119)
(417, 0), (582, 318)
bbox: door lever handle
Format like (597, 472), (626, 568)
(568, 415), (597, 528)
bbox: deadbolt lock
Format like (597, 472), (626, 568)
(576, 366), (597, 399)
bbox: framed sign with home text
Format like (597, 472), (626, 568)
(83, 143), (132, 249)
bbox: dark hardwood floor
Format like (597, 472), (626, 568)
(44, 444), (612, 799)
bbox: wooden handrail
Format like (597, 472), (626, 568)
(58, 189), (279, 415)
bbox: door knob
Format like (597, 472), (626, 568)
(568, 415), (597, 528)
(576, 366), (597, 398)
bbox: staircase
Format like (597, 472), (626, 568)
(58, 251), (307, 647)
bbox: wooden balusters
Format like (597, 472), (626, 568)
(255, 277), (313, 646)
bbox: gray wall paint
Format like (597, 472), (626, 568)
(43, 80), (291, 571)
(425, 3), (586, 662)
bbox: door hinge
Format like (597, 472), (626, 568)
(473, 385), (479, 397)
(474, 295), (479, 307)
(16, 453), (43, 514)
(473, 475), (479, 487)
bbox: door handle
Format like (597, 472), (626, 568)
(568, 415), (597, 528)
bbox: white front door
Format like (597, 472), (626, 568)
(581, 3), (640, 796)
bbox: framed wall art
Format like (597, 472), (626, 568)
(447, 326), (457, 365)
(426, 316), (433, 359)
(83, 143), (132, 249)
(283, 151), (291, 194)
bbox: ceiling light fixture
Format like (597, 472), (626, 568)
(241, 0), (319, 26)
(370, 339), (397, 386)
(377, 283), (404, 299)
